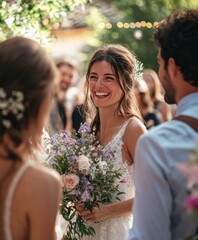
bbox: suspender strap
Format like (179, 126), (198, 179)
(174, 115), (198, 133)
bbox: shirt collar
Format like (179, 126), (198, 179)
(176, 92), (198, 116)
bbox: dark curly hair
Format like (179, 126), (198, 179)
(153, 9), (198, 87)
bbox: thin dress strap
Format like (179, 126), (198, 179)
(103, 118), (132, 151)
(4, 162), (30, 240)
(117, 119), (132, 139)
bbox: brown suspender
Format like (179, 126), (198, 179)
(173, 115), (198, 133)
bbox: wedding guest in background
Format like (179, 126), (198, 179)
(143, 68), (172, 121)
(0, 36), (62, 240)
(135, 78), (162, 129)
(77, 44), (147, 240)
(128, 9), (198, 240)
(48, 57), (85, 134)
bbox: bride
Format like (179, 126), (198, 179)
(77, 44), (147, 240)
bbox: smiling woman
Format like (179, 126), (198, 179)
(88, 60), (123, 109)
(75, 44), (147, 240)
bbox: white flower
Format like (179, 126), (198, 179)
(2, 119), (11, 128)
(78, 155), (91, 172)
(98, 160), (107, 169)
(98, 160), (107, 174)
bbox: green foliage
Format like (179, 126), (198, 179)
(86, 0), (198, 71)
(55, 152), (123, 240)
(0, 0), (89, 44)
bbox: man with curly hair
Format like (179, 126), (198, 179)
(128, 9), (198, 240)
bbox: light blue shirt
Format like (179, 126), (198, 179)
(128, 93), (198, 240)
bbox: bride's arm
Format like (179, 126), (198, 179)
(78, 198), (133, 222)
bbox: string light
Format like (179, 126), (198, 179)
(106, 23), (112, 29)
(123, 23), (130, 28)
(117, 22), (124, 28)
(130, 22), (136, 29)
(99, 21), (159, 29)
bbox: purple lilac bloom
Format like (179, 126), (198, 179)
(61, 131), (76, 146)
(102, 148), (114, 160)
(67, 154), (77, 162)
(77, 139), (82, 144)
(88, 185), (94, 191)
(50, 133), (59, 145)
(81, 190), (90, 202)
(78, 122), (91, 134)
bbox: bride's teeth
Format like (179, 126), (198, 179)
(96, 92), (108, 96)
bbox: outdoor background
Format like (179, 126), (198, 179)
(1, 0), (197, 77)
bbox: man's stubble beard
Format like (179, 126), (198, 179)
(163, 71), (176, 105)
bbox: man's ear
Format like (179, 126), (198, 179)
(167, 57), (177, 79)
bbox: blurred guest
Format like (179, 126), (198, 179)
(0, 36), (61, 240)
(135, 78), (162, 129)
(48, 58), (85, 134)
(143, 68), (172, 121)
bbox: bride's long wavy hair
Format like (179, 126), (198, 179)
(84, 44), (142, 134)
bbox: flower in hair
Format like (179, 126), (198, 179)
(133, 60), (144, 84)
(0, 87), (25, 129)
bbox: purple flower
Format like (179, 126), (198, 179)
(102, 148), (114, 160)
(50, 133), (59, 145)
(81, 190), (90, 202)
(67, 154), (77, 162)
(78, 122), (91, 134)
(77, 138), (83, 144)
(61, 131), (76, 146)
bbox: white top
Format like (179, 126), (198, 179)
(82, 118), (135, 240)
(3, 162), (30, 240)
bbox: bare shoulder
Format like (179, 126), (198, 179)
(15, 165), (62, 239)
(29, 165), (60, 188)
(126, 117), (147, 136)
(123, 117), (147, 161)
(21, 165), (62, 203)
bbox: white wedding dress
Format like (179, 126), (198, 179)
(82, 119), (135, 240)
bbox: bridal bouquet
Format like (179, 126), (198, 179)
(44, 123), (124, 240)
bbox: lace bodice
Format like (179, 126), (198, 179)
(82, 119), (135, 240)
(3, 162), (30, 240)
(102, 119), (135, 201)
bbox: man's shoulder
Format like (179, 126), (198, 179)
(143, 120), (173, 136)
(140, 116), (197, 146)
(139, 119), (183, 144)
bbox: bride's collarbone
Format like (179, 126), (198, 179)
(99, 126), (121, 146)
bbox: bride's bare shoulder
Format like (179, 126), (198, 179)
(126, 116), (147, 134)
